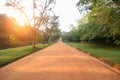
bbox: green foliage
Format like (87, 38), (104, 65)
(49, 26), (61, 42)
(0, 35), (11, 47)
(63, 0), (120, 46)
(114, 40), (120, 45)
(40, 15), (61, 43)
(9, 35), (17, 45)
(67, 42), (120, 65)
(0, 16), (46, 48)
(62, 27), (80, 42)
(112, 0), (120, 5)
(5, 0), (56, 48)
(62, 0), (120, 46)
(0, 14), (33, 48)
(0, 44), (49, 67)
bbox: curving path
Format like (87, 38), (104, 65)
(0, 42), (120, 80)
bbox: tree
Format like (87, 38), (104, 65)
(62, 25), (80, 42)
(5, 0), (56, 47)
(0, 14), (18, 47)
(0, 14), (35, 48)
(75, 0), (120, 45)
(62, 0), (120, 45)
(40, 15), (61, 43)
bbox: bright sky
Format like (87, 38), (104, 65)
(0, 0), (33, 26)
(54, 0), (81, 32)
(0, 0), (81, 32)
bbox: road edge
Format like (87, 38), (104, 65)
(67, 43), (120, 75)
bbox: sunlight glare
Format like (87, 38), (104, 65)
(8, 12), (26, 27)
(18, 19), (25, 26)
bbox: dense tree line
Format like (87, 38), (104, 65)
(6, 0), (56, 47)
(0, 14), (32, 48)
(62, 0), (120, 45)
(0, 14), (61, 49)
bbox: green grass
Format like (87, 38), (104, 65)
(0, 44), (49, 67)
(67, 42), (120, 66)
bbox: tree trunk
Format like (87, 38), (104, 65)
(46, 39), (49, 44)
(32, 0), (36, 48)
(106, 38), (109, 44)
(32, 31), (36, 48)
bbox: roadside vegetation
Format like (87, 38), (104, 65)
(0, 14), (61, 49)
(62, 0), (120, 46)
(0, 0), (61, 49)
(62, 0), (120, 69)
(0, 44), (49, 67)
(67, 42), (120, 68)
(0, 0), (61, 67)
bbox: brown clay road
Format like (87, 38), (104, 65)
(0, 42), (120, 80)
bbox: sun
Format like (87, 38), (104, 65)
(0, 0), (34, 27)
(6, 10), (26, 26)
(11, 10), (31, 27)
(13, 13), (26, 26)
(17, 18), (25, 26)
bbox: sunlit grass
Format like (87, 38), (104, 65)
(67, 42), (120, 66)
(0, 44), (49, 67)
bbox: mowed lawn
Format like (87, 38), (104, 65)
(67, 42), (120, 66)
(0, 44), (49, 67)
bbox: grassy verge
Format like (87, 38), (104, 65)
(0, 44), (49, 67)
(67, 42), (120, 67)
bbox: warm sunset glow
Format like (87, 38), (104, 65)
(0, 0), (82, 31)
(0, 0), (33, 27)
(8, 12), (27, 27)
(19, 20), (25, 26)
(16, 16), (26, 26)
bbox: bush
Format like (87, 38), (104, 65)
(114, 40), (120, 45)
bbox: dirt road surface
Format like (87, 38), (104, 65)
(0, 42), (120, 80)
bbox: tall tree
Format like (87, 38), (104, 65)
(5, 0), (56, 47)
(76, 0), (120, 45)
(41, 15), (61, 43)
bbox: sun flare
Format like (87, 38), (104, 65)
(17, 18), (25, 26)
(13, 13), (27, 27)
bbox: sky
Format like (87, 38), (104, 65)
(0, 0), (82, 32)
(54, 0), (81, 32)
